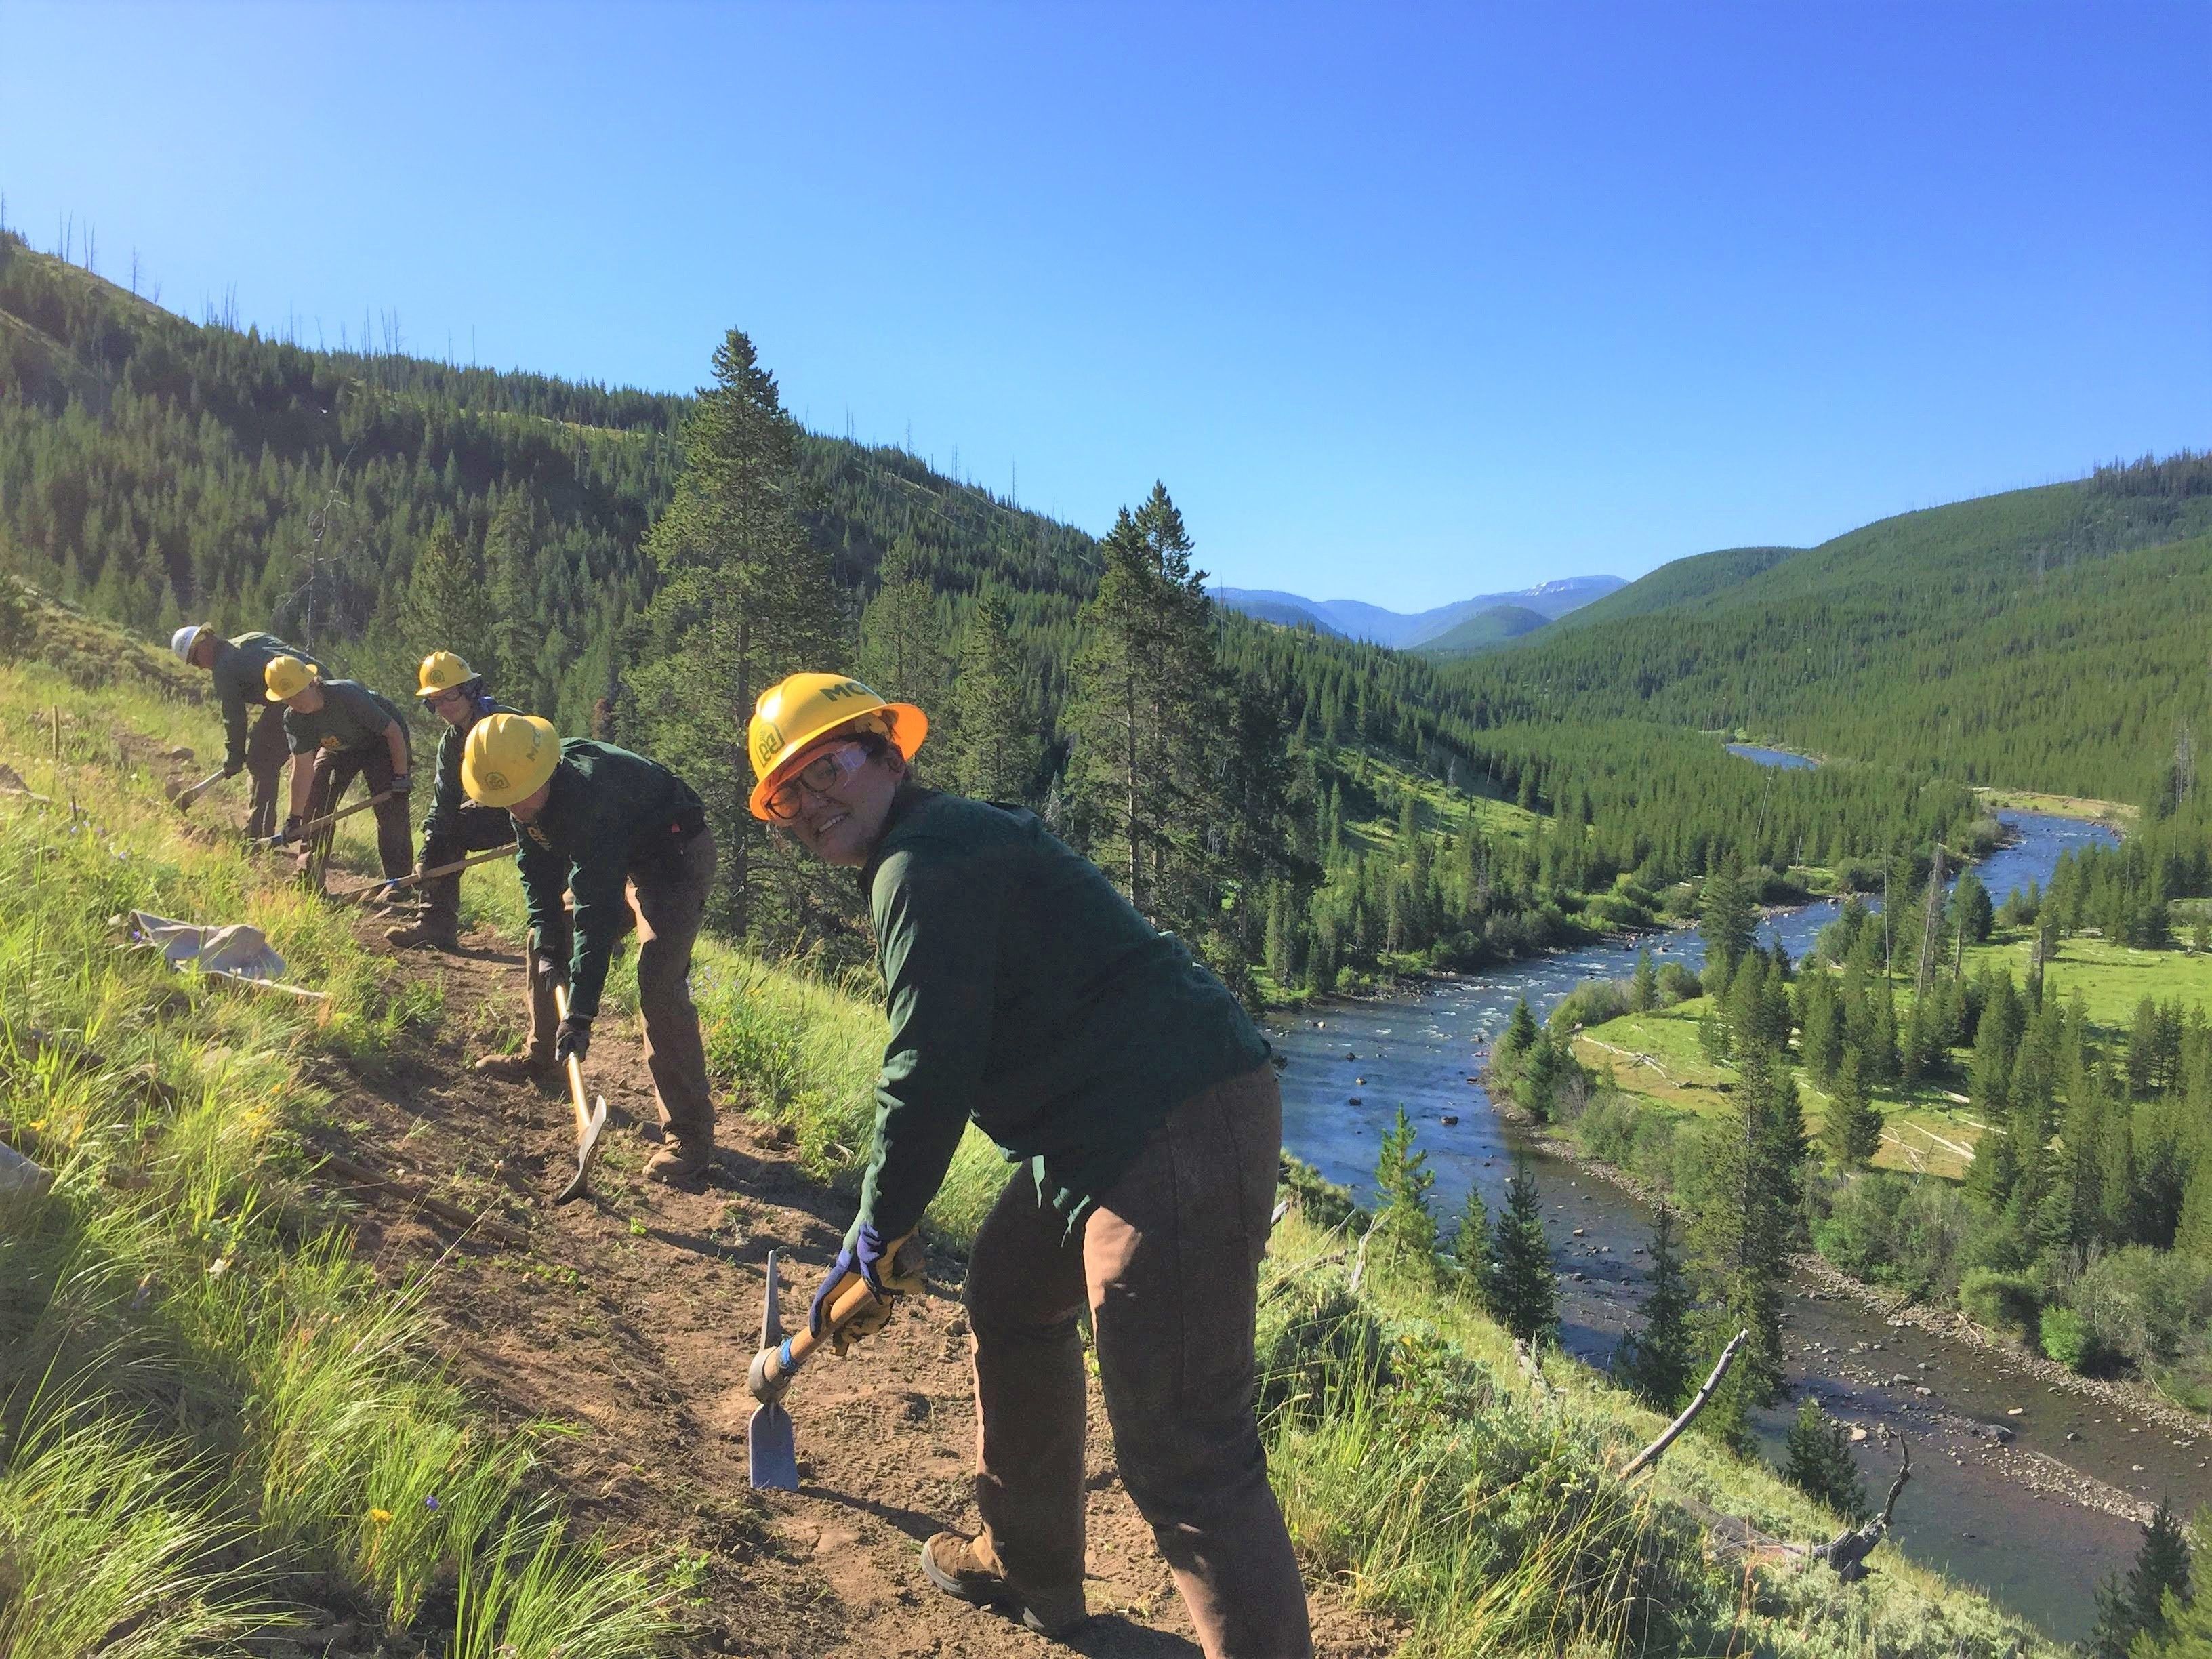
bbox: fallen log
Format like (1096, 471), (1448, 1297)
(1623, 1328), (1747, 1478)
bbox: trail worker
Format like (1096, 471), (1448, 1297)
(752, 672), (1311, 1657)
(169, 624), (326, 839)
(384, 651), (518, 951)
(461, 712), (720, 1185)
(264, 655), (414, 884)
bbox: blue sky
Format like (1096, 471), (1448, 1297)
(3, 1), (2205, 610)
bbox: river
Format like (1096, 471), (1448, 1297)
(1265, 793), (2167, 1640)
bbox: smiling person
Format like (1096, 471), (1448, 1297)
(384, 651), (519, 951)
(459, 712), (719, 1185)
(750, 672), (1311, 1658)
(169, 624), (327, 839)
(264, 655), (414, 886)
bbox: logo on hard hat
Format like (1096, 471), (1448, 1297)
(483, 770), (510, 792)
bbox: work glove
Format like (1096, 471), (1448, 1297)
(533, 951), (565, 987)
(222, 758), (244, 779)
(270, 813), (304, 848)
(389, 771), (411, 795)
(553, 1015), (592, 1065)
(809, 1225), (926, 1355)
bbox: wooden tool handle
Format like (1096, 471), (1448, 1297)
(261, 790), (396, 844)
(335, 845), (512, 905)
(551, 983), (592, 1139)
(751, 1233), (920, 1397)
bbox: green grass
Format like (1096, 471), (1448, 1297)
(1963, 928), (2212, 1036)
(0, 642), (677, 1656)
(1576, 998), (1983, 1180)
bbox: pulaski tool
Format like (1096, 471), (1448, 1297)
(169, 768), (228, 811)
(253, 790), (396, 846)
(551, 982), (609, 1204)
(331, 845), (515, 907)
(745, 1232), (926, 1490)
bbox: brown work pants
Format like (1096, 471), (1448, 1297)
(966, 1064), (1311, 1659)
(417, 804), (516, 942)
(525, 829), (718, 1146)
(243, 705), (291, 840)
(303, 744), (413, 881)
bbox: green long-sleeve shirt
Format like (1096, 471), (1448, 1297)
(422, 696), (520, 848)
(281, 680), (410, 760)
(512, 740), (708, 1020)
(854, 787), (1271, 1244)
(209, 632), (322, 769)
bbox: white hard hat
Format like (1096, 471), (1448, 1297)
(170, 624), (207, 663)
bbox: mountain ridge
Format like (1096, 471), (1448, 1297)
(1212, 573), (1624, 647)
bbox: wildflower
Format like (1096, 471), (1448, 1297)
(424, 1495), (441, 1513)
(369, 1508), (394, 1525)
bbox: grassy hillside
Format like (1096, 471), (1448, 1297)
(1, 587), (2060, 1657)
(1413, 602), (1550, 659)
(1449, 461), (2212, 803)
(0, 627), (673, 1654)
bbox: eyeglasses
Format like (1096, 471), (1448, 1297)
(427, 688), (469, 709)
(766, 743), (867, 821)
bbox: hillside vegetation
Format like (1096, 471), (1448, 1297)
(1452, 461), (2212, 804)
(0, 231), (1982, 1006)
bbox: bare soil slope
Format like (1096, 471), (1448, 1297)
(312, 916), (1391, 1658)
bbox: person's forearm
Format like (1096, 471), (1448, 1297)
(385, 722), (410, 781)
(287, 757), (313, 821)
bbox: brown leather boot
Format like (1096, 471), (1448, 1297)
(642, 1136), (715, 1187)
(474, 1052), (550, 1083)
(384, 920), (459, 951)
(918, 1532), (1086, 1637)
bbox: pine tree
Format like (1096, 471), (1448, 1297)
(481, 487), (548, 708)
(1780, 1397), (1870, 1522)
(624, 327), (842, 942)
(947, 595), (1035, 801)
(1065, 483), (1226, 934)
(1822, 1047), (1883, 1169)
(1486, 1163), (1557, 1345)
(402, 518), (494, 670)
(1450, 1183), (1492, 1303)
(1700, 865), (1758, 988)
(1690, 1011), (1805, 1404)
(1629, 947), (1658, 1013)
(1615, 1205), (1696, 1410)
(1953, 869), (1994, 945)
(2087, 1503), (2194, 1659)
(1371, 1110), (1437, 1279)
(855, 539), (951, 726)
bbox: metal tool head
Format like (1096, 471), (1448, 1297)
(553, 1094), (608, 1204)
(748, 1250), (799, 1489)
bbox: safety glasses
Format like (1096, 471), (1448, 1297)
(765, 743), (869, 822)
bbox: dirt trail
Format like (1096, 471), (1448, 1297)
(314, 914), (1393, 1658)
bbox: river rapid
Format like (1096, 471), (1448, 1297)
(1265, 789), (2168, 1641)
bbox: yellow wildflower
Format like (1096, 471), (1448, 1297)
(369, 1507), (394, 1525)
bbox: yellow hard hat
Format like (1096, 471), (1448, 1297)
(747, 673), (926, 821)
(417, 650), (478, 698)
(462, 712), (561, 808)
(263, 654), (319, 703)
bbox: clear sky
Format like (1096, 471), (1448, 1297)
(3, 1), (2205, 610)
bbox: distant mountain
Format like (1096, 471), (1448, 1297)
(1212, 575), (1624, 649)
(1415, 603), (1552, 658)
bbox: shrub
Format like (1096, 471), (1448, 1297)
(1547, 977), (1629, 1033)
(2039, 1305), (2108, 1374)
(1656, 962), (1702, 1005)
(1958, 1268), (2040, 1340)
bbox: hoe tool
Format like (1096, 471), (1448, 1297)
(745, 1232), (925, 1490)
(331, 845), (514, 907)
(169, 768), (228, 812)
(551, 983), (609, 1204)
(253, 790), (396, 847)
